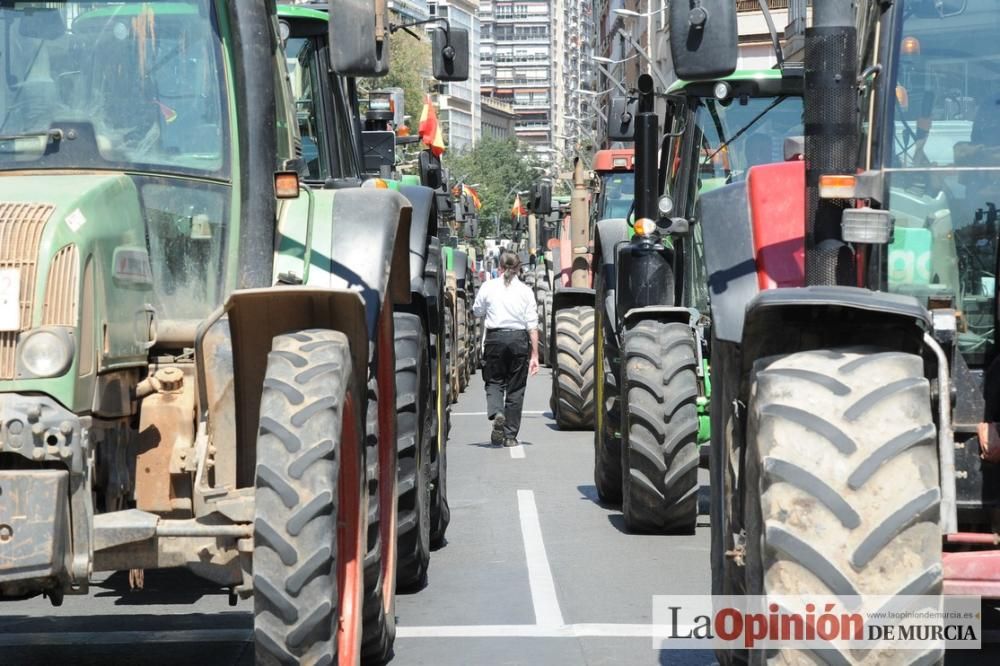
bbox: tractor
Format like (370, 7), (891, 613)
(549, 161), (598, 428)
(0, 2), (466, 665)
(279, 1), (465, 636)
(669, 0), (1000, 661)
(593, 71), (804, 536)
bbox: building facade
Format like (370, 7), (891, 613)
(430, 0), (481, 150)
(480, 95), (517, 140)
(552, 0), (596, 165)
(479, 0), (553, 160)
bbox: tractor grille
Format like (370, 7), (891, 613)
(43, 244), (79, 326)
(0, 203), (56, 379)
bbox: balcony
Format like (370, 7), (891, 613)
(737, 0), (789, 9)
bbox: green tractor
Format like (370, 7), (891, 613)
(280, 2), (459, 563)
(0, 2), (466, 664)
(593, 71), (804, 535)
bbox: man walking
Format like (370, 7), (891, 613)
(473, 251), (539, 447)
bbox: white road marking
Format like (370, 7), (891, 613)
(452, 411), (547, 416)
(517, 489), (565, 627)
(509, 444), (526, 459)
(396, 623), (663, 638)
(0, 629), (252, 646)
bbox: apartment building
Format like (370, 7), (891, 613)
(429, 0), (481, 150)
(552, 0), (597, 164)
(479, 0), (554, 160)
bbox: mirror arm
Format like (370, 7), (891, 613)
(391, 16), (450, 42)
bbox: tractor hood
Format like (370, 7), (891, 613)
(0, 173), (183, 413)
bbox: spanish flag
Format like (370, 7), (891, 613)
(511, 193), (527, 218)
(463, 184), (482, 210)
(418, 94), (446, 157)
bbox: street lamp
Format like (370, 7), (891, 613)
(592, 61), (629, 95)
(615, 27), (671, 92)
(592, 54), (639, 66)
(613, 6), (668, 19)
(578, 87), (615, 96)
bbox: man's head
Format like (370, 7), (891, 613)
(500, 251), (522, 285)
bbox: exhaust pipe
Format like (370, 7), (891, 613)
(634, 74), (659, 222)
(803, 0), (858, 286)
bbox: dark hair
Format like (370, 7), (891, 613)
(501, 251), (521, 285)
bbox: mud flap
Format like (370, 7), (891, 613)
(0, 470), (71, 597)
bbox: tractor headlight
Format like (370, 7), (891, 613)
(18, 327), (74, 378)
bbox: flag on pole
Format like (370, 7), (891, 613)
(463, 184), (482, 210)
(511, 193), (527, 218)
(418, 94), (446, 157)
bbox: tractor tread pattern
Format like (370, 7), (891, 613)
(394, 312), (432, 591)
(621, 321), (699, 534)
(746, 349), (942, 666)
(553, 305), (596, 429)
(254, 329), (355, 666)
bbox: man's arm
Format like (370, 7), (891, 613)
(526, 286), (540, 375)
(472, 281), (488, 318)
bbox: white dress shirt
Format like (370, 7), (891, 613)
(473, 275), (539, 331)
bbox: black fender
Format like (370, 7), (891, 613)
(453, 250), (469, 296)
(328, 188), (412, 340)
(399, 184), (435, 293)
(739, 286), (931, 375)
(594, 218), (630, 328)
(552, 287), (595, 314)
(622, 306), (698, 330)
(615, 236), (675, 331)
(697, 181), (758, 345)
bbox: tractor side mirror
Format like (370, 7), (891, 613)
(419, 151), (443, 189)
(431, 28), (470, 82)
(532, 181), (553, 216)
(361, 131), (396, 174)
(608, 97), (637, 141)
(328, 0), (390, 77)
(669, 0), (737, 81)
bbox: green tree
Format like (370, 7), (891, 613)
(446, 137), (547, 236)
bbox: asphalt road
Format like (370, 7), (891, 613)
(1, 368), (996, 665)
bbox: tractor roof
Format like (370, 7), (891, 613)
(592, 149), (634, 173)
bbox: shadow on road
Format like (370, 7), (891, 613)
(91, 570), (234, 606)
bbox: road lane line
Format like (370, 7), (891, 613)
(396, 623), (663, 638)
(517, 489), (564, 627)
(453, 411), (547, 416)
(0, 629), (252, 646)
(510, 444), (525, 459)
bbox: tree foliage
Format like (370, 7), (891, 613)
(445, 137), (547, 235)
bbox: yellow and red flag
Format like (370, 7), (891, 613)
(418, 94), (446, 157)
(511, 193), (527, 218)
(463, 184), (482, 210)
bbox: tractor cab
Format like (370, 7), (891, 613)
(592, 149), (635, 223)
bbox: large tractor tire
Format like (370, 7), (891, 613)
(551, 305), (596, 429)
(424, 241), (451, 548)
(360, 304), (401, 662)
(742, 349), (942, 665)
(456, 294), (470, 392)
(540, 293), (553, 368)
(254, 330), (366, 665)
(394, 313), (432, 591)
(445, 303), (459, 403)
(593, 269), (622, 503)
(621, 321), (699, 533)
(536, 302), (547, 366)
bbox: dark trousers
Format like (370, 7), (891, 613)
(483, 329), (530, 438)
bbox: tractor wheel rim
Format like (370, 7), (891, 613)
(337, 393), (363, 665)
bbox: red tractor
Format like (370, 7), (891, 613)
(670, 1), (1000, 662)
